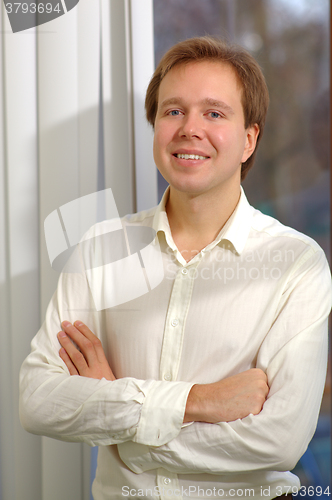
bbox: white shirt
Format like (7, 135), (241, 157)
(19, 187), (331, 500)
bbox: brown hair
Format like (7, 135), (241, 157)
(145, 36), (269, 180)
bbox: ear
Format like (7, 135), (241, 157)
(241, 124), (260, 163)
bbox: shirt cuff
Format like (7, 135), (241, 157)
(133, 380), (194, 446)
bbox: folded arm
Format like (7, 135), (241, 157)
(57, 319), (269, 424)
(118, 318), (329, 475)
(19, 269), (193, 448)
(20, 243), (331, 475)
(184, 368), (269, 423)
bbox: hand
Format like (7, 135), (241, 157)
(184, 368), (269, 423)
(57, 321), (116, 381)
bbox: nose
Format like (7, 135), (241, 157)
(179, 112), (204, 140)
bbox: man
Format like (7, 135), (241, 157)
(20, 37), (331, 500)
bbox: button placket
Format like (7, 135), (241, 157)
(159, 263), (198, 383)
(157, 468), (182, 500)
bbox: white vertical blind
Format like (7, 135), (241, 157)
(101, 0), (135, 217)
(129, 0), (157, 211)
(100, 0), (157, 216)
(37, 6), (97, 497)
(0, 0), (156, 498)
(0, 3), (41, 499)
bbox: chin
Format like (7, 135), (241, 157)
(170, 181), (213, 196)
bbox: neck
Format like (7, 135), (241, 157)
(166, 185), (241, 260)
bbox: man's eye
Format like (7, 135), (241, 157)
(169, 110), (181, 116)
(209, 111), (222, 119)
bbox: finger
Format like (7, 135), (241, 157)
(59, 346), (79, 376)
(57, 330), (89, 374)
(61, 321), (98, 367)
(72, 321), (116, 381)
(73, 321), (106, 364)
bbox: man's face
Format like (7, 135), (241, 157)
(153, 60), (259, 198)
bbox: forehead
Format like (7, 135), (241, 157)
(158, 60), (243, 103)
(158, 60), (242, 109)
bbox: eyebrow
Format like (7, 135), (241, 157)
(159, 97), (235, 115)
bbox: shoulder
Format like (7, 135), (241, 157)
(250, 206), (324, 254)
(247, 207), (331, 283)
(82, 205), (158, 239)
(122, 205), (157, 227)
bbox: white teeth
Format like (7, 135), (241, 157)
(176, 153), (208, 160)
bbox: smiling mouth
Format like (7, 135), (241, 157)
(174, 153), (209, 160)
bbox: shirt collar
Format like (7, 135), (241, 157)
(152, 187), (178, 251)
(152, 185), (253, 256)
(215, 186), (254, 255)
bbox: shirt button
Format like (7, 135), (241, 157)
(163, 373), (171, 381)
(164, 478), (171, 485)
(171, 319), (179, 327)
(181, 268), (188, 275)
